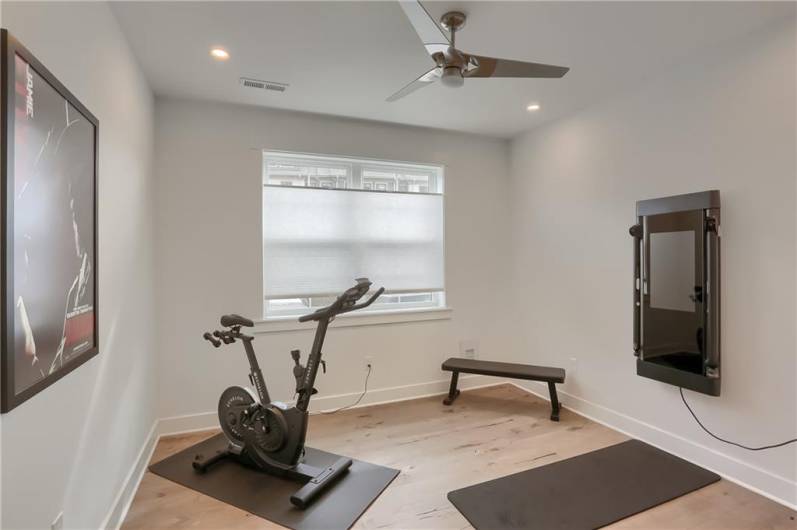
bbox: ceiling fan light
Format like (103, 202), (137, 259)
(440, 66), (464, 88)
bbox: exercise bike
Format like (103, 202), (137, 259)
(194, 278), (384, 509)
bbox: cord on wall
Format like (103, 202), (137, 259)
(321, 364), (372, 415)
(680, 388), (797, 451)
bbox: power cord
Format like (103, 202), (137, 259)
(321, 364), (372, 415)
(680, 387), (797, 451)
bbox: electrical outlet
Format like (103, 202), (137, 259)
(364, 355), (373, 371)
(569, 357), (578, 375)
(459, 340), (478, 359)
(51, 512), (63, 530)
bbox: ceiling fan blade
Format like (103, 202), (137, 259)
(465, 55), (570, 78)
(398, 1), (451, 50)
(386, 67), (441, 102)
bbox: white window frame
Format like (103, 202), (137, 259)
(259, 150), (450, 331)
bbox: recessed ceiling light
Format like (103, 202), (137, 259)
(210, 48), (230, 60)
(526, 104), (541, 111)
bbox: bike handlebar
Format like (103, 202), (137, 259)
(348, 287), (385, 313)
(298, 281), (385, 323)
(203, 332), (221, 347)
(203, 329), (241, 347)
(204, 280), (384, 344)
(297, 309), (325, 323)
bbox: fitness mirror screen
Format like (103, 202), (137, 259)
(649, 231), (695, 312)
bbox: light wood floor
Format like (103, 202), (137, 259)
(122, 384), (796, 529)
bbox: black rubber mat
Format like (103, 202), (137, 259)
(150, 433), (399, 530)
(448, 439), (720, 530)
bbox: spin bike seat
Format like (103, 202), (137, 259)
(220, 314), (254, 328)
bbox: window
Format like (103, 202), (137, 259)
(263, 151), (445, 318)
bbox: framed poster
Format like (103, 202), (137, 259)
(1, 30), (99, 412)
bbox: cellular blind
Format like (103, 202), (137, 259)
(263, 159), (444, 300)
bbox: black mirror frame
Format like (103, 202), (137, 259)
(631, 190), (720, 397)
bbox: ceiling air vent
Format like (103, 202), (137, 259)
(240, 77), (288, 93)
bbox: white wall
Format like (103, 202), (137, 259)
(508, 17), (796, 505)
(153, 99), (513, 422)
(0, 3), (157, 529)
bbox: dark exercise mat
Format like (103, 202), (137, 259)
(448, 439), (720, 530)
(150, 433), (399, 530)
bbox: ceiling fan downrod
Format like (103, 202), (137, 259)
(440, 11), (466, 48)
(439, 11), (467, 87)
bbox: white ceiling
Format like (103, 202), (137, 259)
(111, 1), (793, 138)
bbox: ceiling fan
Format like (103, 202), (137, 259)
(387, 1), (570, 102)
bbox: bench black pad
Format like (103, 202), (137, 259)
(442, 358), (565, 383)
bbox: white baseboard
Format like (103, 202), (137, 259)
(156, 410), (219, 437)
(157, 374), (502, 436)
(510, 380), (797, 511)
(101, 421), (159, 530)
(312, 374), (502, 413)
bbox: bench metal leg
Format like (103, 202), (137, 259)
(443, 371), (461, 405)
(547, 382), (561, 421)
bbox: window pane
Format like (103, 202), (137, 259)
(362, 168), (432, 193)
(264, 152), (440, 194)
(265, 158), (350, 189)
(266, 292), (442, 316)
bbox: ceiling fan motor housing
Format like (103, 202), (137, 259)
(440, 66), (464, 88)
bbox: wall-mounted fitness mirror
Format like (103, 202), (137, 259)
(630, 191), (721, 396)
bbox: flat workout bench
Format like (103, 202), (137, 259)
(441, 358), (566, 421)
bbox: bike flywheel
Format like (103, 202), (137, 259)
(218, 386), (255, 445)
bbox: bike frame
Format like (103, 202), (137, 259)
(296, 317), (329, 412)
(233, 280), (383, 412)
(241, 335), (270, 405)
(240, 316), (329, 413)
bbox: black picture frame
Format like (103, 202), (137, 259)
(1, 29), (99, 412)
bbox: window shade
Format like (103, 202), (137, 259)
(263, 186), (444, 299)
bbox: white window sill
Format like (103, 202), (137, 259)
(255, 306), (453, 334)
